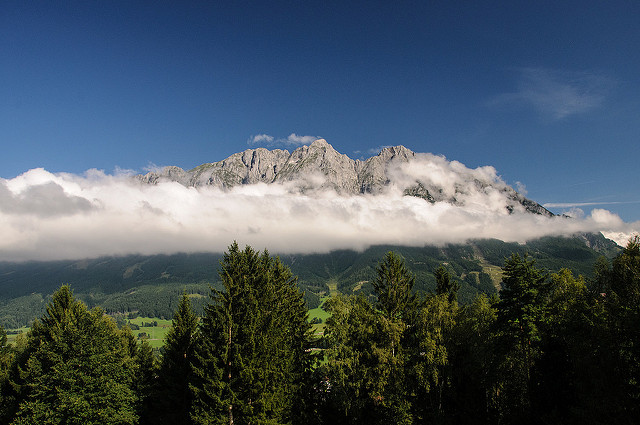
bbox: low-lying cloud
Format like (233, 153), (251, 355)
(0, 166), (637, 262)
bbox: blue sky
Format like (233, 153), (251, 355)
(1, 1), (639, 223)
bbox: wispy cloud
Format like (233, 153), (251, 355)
(0, 161), (637, 261)
(491, 68), (615, 120)
(543, 201), (640, 208)
(248, 133), (320, 147)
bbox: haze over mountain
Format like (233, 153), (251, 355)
(0, 140), (636, 262)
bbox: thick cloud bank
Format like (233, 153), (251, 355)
(0, 165), (637, 262)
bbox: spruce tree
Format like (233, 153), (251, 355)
(135, 339), (157, 425)
(373, 251), (416, 319)
(590, 236), (640, 421)
(434, 265), (459, 303)
(153, 293), (198, 425)
(10, 285), (138, 424)
(494, 254), (548, 422)
(323, 294), (412, 425)
(0, 324), (12, 421)
(190, 242), (312, 425)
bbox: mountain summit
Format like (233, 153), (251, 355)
(139, 140), (552, 216)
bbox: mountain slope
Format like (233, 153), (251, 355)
(0, 234), (620, 328)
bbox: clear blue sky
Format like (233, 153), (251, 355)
(2, 1), (639, 221)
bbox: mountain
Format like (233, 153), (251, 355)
(138, 139), (553, 216)
(1, 140), (622, 328)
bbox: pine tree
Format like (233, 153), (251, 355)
(153, 293), (198, 425)
(403, 293), (457, 423)
(590, 236), (640, 421)
(190, 242), (312, 425)
(9, 285), (138, 424)
(323, 294), (412, 425)
(322, 252), (423, 425)
(135, 339), (157, 425)
(373, 252), (416, 319)
(494, 254), (548, 423)
(0, 324), (12, 421)
(434, 265), (460, 303)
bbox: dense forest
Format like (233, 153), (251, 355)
(0, 234), (620, 329)
(1, 238), (639, 424)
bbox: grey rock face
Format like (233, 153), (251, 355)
(138, 139), (553, 216)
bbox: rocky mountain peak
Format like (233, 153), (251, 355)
(138, 140), (552, 216)
(378, 145), (415, 161)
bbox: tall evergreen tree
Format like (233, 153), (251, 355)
(323, 252), (425, 425)
(434, 265), (460, 303)
(448, 294), (498, 424)
(9, 285), (138, 424)
(135, 339), (157, 425)
(373, 252), (416, 319)
(153, 293), (198, 425)
(323, 294), (412, 425)
(190, 243), (312, 425)
(590, 236), (640, 421)
(494, 254), (548, 423)
(0, 324), (12, 421)
(404, 293), (457, 423)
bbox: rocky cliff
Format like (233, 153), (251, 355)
(138, 139), (553, 216)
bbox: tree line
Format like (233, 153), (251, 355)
(1, 238), (639, 424)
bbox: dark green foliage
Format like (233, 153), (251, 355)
(494, 254), (548, 422)
(586, 236), (640, 420)
(303, 289), (322, 309)
(135, 340), (157, 424)
(0, 323), (13, 421)
(0, 236), (612, 328)
(0, 293), (48, 329)
(497, 254), (548, 346)
(435, 264), (460, 302)
(190, 243), (313, 424)
(0, 237), (636, 424)
(477, 272), (496, 293)
(322, 295), (412, 425)
(448, 294), (498, 424)
(321, 253), (461, 425)
(152, 293), (198, 425)
(373, 252), (416, 319)
(8, 286), (139, 424)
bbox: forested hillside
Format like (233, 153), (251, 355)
(0, 234), (619, 328)
(1, 238), (638, 424)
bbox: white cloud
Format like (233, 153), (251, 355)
(491, 67), (614, 120)
(248, 134), (275, 145)
(543, 201), (640, 208)
(0, 163), (637, 262)
(515, 181), (527, 195)
(283, 133), (318, 146)
(247, 133), (320, 147)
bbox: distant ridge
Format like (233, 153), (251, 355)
(139, 139), (553, 216)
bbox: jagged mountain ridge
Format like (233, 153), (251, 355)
(139, 139), (552, 216)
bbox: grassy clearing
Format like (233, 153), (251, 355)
(127, 316), (172, 349)
(472, 245), (503, 290)
(308, 297), (330, 335)
(5, 326), (29, 345)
